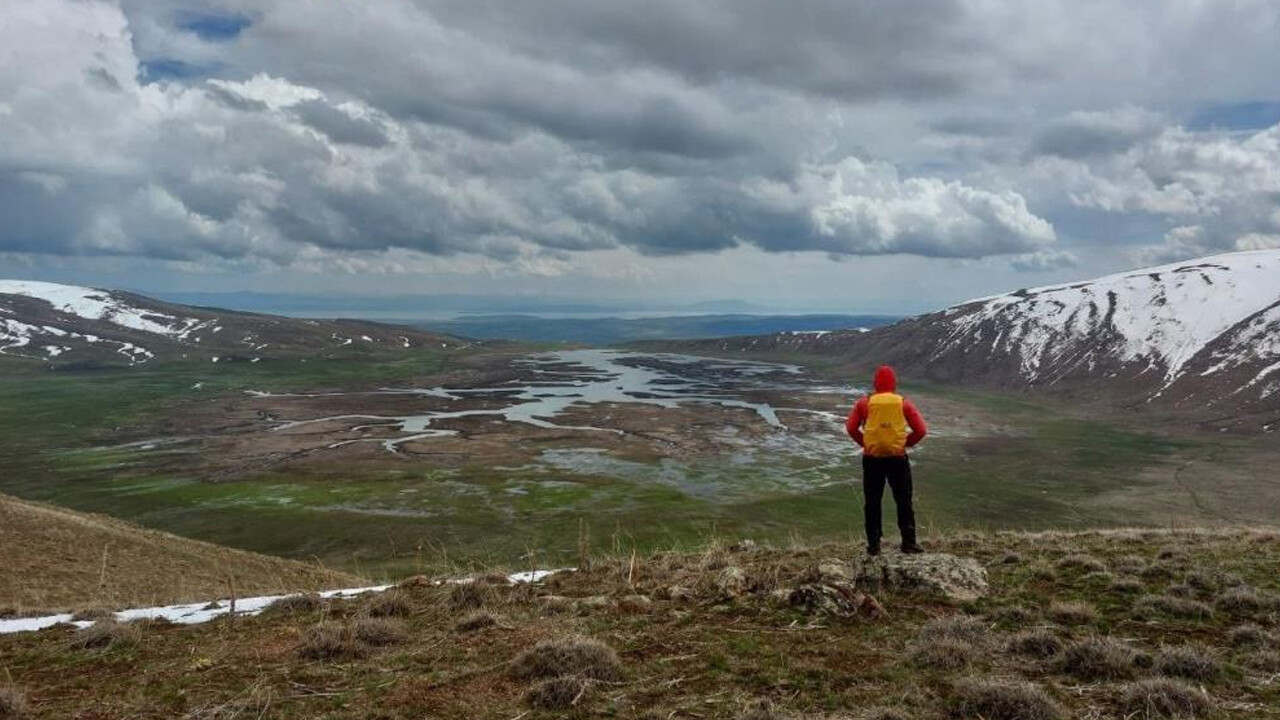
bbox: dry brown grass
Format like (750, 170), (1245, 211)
(1056, 554), (1106, 573)
(0, 492), (360, 611)
(949, 679), (1062, 720)
(455, 611), (499, 633)
(67, 620), (141, 651)
(1133, 594), (1214, 620)
(864, 708), (911, 720)
(0, 687), (28, 720)
(448, 583), (494, 612)
(510, 636), (623, 681)
(1118, 678), (1210, 718)
(263, 593), (322, 615)
(1227, 624), (1267, 648)
(524, 675), (590, 710)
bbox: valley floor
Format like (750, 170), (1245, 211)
(0, 528), (1278, 719)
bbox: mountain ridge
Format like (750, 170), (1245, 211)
(654, 250), (1280, 432)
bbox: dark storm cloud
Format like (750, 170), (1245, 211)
(36, 0), (1280, 273)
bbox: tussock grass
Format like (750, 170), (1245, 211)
(1047, 601), (1097, 625)
(455, 611), (499, 633)
(350, 617), (407, 647)
(865, 708), (911, 720)
(1133, 594), (1214, 620)
(1110, 577), (1143, 593)
(448, 583), (494, 612)
(297, 622), (366, 660)
(1244, 649), (1280, 672)
(1114, 555), (1148, 575)
(363, 590), (413, 618)
(1214, 586), (1267, 614)
(1056, 554), (1106, 573)
(738, 699), (783, 720)
(1156, 546), (1186, 562)
(919, 615), (990, 646)
(950, 679), (1062, 720)
(510, 636), (622, 681)
(1154, 645), (1221, 681)
(910, 637), (979, 670)
(1055, 636), (1143, 680)
(70, 606), (114, 622)
(1227, 624), (1267, 647)
(524, 675), (589, 710)
(988, 605), (1035, 625)
(1006, 628), (1065, 659)
(999, 552), (1022, 565)
(68, 620), (140, 651)
(264, 593), (322, 615)
(1119, 678), (1210, 718)
(0, 687), (28, 720)
(1029, 563), (1057, 581)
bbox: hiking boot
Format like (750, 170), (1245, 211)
(866, 544), (881, 557)
(901, 542), (924, 554)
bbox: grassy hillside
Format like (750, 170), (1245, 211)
(1, 528), (1277, 718)
(0, 493), (361, 613)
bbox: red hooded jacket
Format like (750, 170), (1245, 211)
(845, 365), (927, 456)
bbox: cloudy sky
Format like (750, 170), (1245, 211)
(2, 0), (1279, 313)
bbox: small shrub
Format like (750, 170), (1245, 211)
(1154, 645), (1221, 681)
(365, 590), (414, 618)
(264, 593), (322, 614)
(1119, 678), (1210, 718)
(0, 686), (28, 720)
(511, 636), (623, 681)
(1056, 636), (1143, 680)
(910, 637), (979, 670)
(524, 676), (589, 710)
(919, 615), (990, 646)
(351, 617), (407, 647)
(1007, 628), (1065, 659)
(455, 611), (498, 633)
(1056, 554), (1107, 573)
(297, 622), (365, 660)
(448, 583), (494, 612)
(68, 620), (140, 651)
(1134, 595), (1213, 620)
(1227, 624), (1267, 647)
(1048, 601), (1098, 625)
(950, 679), (1063, 720)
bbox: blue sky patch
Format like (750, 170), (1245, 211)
(140, 58), (210, 82)
(1187, 101), (1280, 131)
(176, 10), (252, 41)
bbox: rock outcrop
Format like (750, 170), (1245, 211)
(854, 553), (989, 601)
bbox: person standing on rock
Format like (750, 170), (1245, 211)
(845, 365), (928, 556)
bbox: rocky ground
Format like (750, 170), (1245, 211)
(1, 528), (1278, 719)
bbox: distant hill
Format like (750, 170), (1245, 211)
(657, 250), (1280, 432)
(0, 280), (461, 368)
(415, 313), (899, 344)
(0, 492), (361, 612)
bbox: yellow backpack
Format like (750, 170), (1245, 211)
(863, 392), (908, 457)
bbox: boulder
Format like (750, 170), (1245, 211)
(816, 559), (855, 583)
(854, 552), (988, 601)
(788, 582), (883, 620)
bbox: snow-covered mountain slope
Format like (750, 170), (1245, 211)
(665, 250), (1280, 431)
(0, 280), (460, 367)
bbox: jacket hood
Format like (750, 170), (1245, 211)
(873, 365), (897, 393)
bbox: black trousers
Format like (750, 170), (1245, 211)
(862, 455), (917, 548)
